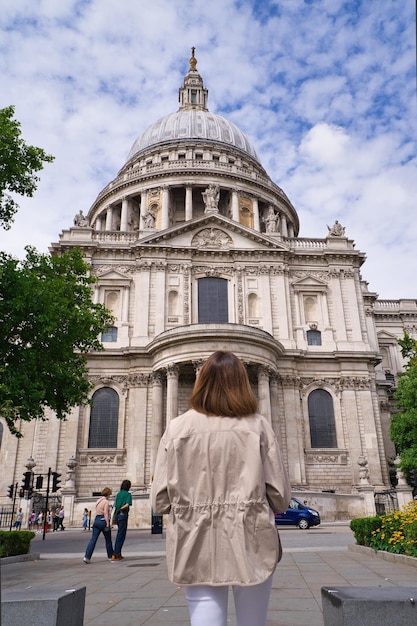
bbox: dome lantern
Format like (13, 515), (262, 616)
(178, 47), (208, 111)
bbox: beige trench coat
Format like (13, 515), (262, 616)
(151, 409), (291, 586)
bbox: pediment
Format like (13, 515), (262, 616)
(291, 275), (328, 291)
(93, 267), (132, 283)
(377, 330), (399, 341)
(137, 214), (289, 251)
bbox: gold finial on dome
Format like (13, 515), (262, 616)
(189, 46), (197, 71)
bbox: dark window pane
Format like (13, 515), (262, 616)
(88, 388), (119, 448)
(307, 330), (322, 345)
(308, 389), (337, 448)
(101, 326), (118, 342)
(198, 277), (228, 323)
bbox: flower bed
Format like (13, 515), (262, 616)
(350, 500), (417, 557)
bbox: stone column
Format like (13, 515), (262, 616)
(161, 186), (170, 229)
(252, 198), (260, 231)
(394, 456), (414, 509)
(95, 216), (103, 231)
(120, 196), (129, 231)
(258, 366), (271, 423)
(270, 374), (280, 433)
(150, 371), (164, 477)
(105, 206), (113, 231)
(357, 485), (376, 517)
(126, 377), (148, 485)
(185, 185), (193, 221)
(166, 363), (180, 424)
(288, 222), (294, 237)
(60, 456), (78, 526)
(280, 213), (288, 237)
(282, 379), (305, 484)
(231, 190), (240, 222)
(140, 191), (147, 230)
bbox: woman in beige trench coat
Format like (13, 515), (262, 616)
(151, 351), (291, 626)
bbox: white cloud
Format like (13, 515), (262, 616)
(0, 0), (415, 300)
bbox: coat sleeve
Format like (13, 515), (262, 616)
(262, 427), (291, 514)
(150, 435), (171, 514)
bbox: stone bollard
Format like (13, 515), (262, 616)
(1, 585), (86, 626)
(322, 586), (417, 626)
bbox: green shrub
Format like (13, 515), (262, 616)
(0, 530), (36, 558)
(350, 516), (381, 546)
(350, 501), (417, 557)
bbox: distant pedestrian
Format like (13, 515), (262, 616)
(47, 509), (53, 530)
(28, 509), (36, 530)
(53, 507), (60, 531)
(83, 487), (113, 563)
(14, 508), (23, 530)
(82, 508), (89, 530)
(58, 506), (65, 530)
(111, 479), (132, 561)
(36, 511), (43, 533)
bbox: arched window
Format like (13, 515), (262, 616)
(198, 277), (228, 323)
(307, 329), (322, 346)
(104, 290), (120, 318)
(248, 293), (258, 318)
(308, 389), (337, 448)
(168, 290), (179, 316)
(88, 388), (119, 448)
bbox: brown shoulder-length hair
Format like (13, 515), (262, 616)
(189, 351), (257, 417)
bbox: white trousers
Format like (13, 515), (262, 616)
(185, 575), (273, 626)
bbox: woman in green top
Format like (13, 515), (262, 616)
(111, 479), (132, 560)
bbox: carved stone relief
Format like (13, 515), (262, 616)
(192, 228), (233, 249)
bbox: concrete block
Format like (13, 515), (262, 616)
(322, 586), (417, 626)
(1, 585), (86, 626)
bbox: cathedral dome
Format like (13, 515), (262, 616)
(126, 48), (259, 164)
(126, 109), (260, 163)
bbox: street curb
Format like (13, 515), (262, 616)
(349, 544), (417, 569)
(1, 552), (40, 565)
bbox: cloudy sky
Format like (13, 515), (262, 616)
(1, 0), (416, 299)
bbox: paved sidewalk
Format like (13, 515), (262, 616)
(2, 545), (417, 625)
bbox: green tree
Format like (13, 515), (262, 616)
(0, 247), (113, 436)
(390, 332), (417, 477)
(0, 105), (54, 229)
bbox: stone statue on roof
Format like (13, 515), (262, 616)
(327, 220), (345, 236)
(73, 210), (89, 227)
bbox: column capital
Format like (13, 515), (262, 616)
(150, 370), (164, 386)
(192, 359), (205, 374)
(166, 363), (180, 378)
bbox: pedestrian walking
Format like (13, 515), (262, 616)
(28, 509), (36, 530)
(151, 351), (291, 626)
(82, 507), (89, 530)
(111, 479), (132, 561)
(57, 506), (65, 530)
(52, 507), (60, 531)
(36, 511), (43, 533)
(14, 508), (23, 530)
(83, 487), (113, 563)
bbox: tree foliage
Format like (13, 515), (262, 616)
(0, 105), (54, 229)
(0, 247), (113, 436)
(390, 332), (417, 476)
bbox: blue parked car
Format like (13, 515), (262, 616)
(275, 497), (321, 529)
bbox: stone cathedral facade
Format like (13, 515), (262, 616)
(1, 50), (416, 525)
